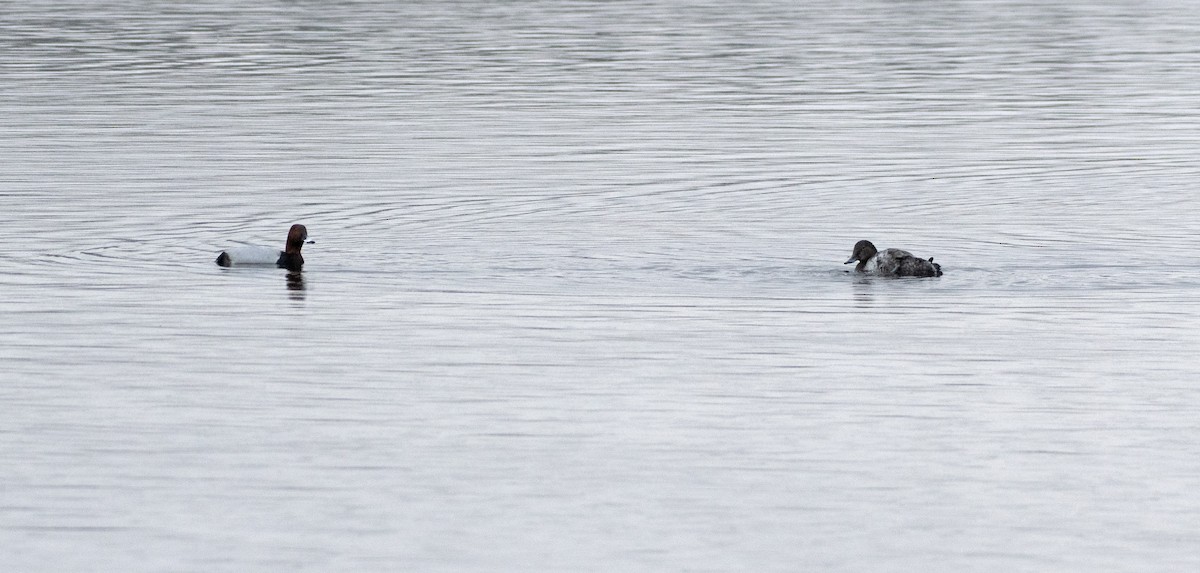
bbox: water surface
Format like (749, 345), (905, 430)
(3, 1), (1200, 570)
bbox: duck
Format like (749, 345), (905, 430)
(844, 240), (942, 277)
(216, 224), (311, 271)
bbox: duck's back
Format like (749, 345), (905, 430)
(872, 249), (912, 275)
(876, 249), (942, 277)
(216, 245), (283, 267)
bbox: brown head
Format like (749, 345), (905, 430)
(284, 224), (308, 254)
(844, 240), (877, 268)
(278, 224), (308, 271)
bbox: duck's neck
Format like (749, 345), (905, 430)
(855, 259), (869, 272)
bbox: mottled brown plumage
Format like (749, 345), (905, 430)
(844, 240), (941, 277)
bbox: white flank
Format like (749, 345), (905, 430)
(221, 245), (282, 265)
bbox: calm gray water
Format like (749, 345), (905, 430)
(3, 1), (1200, 570)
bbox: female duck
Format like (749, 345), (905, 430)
(844, 240), (942, 277)
(216, 224), (311, 271)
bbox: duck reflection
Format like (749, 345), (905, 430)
(286, 270), (306, 300)
(850, 272), (875, 307)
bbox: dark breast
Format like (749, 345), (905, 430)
(276, 252), (304, 271)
